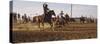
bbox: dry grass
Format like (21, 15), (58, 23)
(11, 22), (97, 43)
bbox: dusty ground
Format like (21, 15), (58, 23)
(11, 22), (97, 43)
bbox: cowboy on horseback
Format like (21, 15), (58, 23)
(43, 3), (50, 22)
(37, 3), (56, 30)
(43, 3), (49, 15)
(58, 11), (65, 26)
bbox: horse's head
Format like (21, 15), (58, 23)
(48, 10), (56, 16)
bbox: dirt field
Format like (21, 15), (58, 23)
(11, 23), (97, 43)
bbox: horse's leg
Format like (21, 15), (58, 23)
(37, 19), (41, 31)
(23, 19), (25, 24)
(66, 19), (69, 24)
(41, 20), (44, 30)
(60, 20), (63, 28)
(52, 20), (55, 30)
(59, 19), (62, 27)
(38, 22), (40, 29)
(24, 19), (25, 24)
(49, 21), (54, 31)
(82, 21), (84, 24)
(52, 21), (55, 31)
(23, 19), (24, 24)
(66, 21), (68, 24)
(63, 19), (66, 26)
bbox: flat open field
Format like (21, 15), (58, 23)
(11, 23), (97, 43)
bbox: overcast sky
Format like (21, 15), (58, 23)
(13, 1), (97, 18)
(72, 4), (97, 18)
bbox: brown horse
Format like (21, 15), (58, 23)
(64, 13), (70, 24)
(35, 10), (56, 30)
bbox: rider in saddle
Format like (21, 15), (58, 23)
(58, 11), (65, 26)
(43, 3), (49, 15)
(43, 3), (50, 21)
(59, 11), (65, 21)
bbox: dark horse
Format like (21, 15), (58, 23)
(36, 10), (56, 30)
(65, 13), (70, 24)
(80, 16), (86, 23)
(22, 14), (29, 24)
